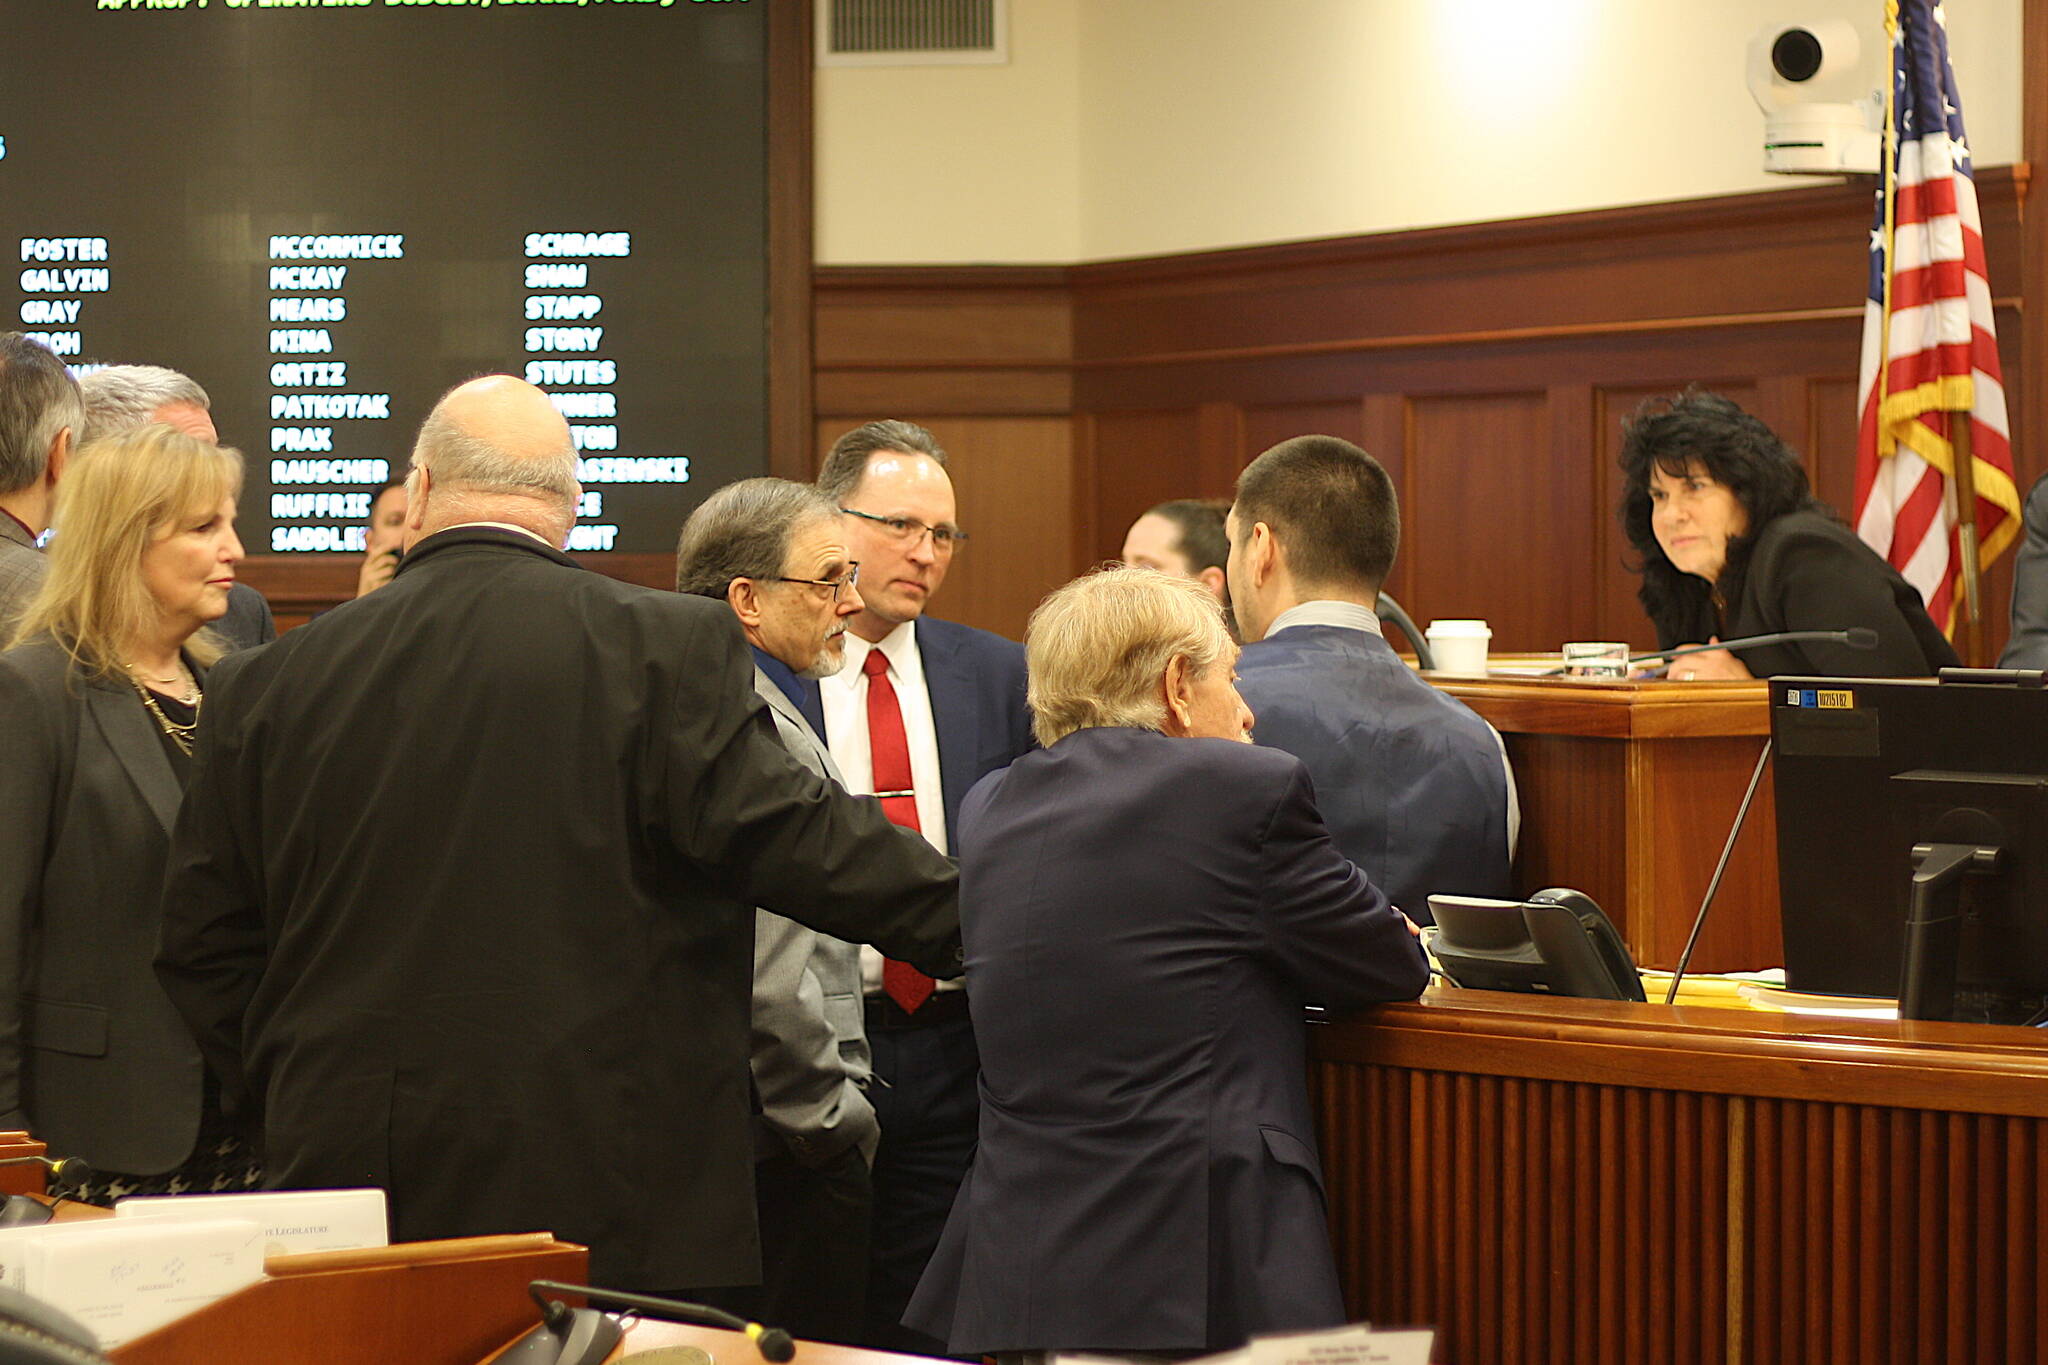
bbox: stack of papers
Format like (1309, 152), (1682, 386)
(0, 1217), (263, 1349)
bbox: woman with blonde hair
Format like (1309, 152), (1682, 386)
(0, 424), (259, 1202)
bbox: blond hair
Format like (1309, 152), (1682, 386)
(1025, 566), (1235, 748)
(10, 425), (243, 680)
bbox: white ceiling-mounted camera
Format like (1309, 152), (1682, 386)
(1747, 20), (1882, 175)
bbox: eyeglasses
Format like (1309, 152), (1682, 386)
(840, 507), (968, 551)
(774, 562), (861, 602)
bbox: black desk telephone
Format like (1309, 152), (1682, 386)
(0, 1286), (107, 1365)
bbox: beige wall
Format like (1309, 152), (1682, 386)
(815, 0), (2025, 265)
(814, 0), (1083, 264)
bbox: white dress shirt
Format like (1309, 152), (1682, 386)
(1264, 599), (1521, 858)
(819, 620), (959, 993)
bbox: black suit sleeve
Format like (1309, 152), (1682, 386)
(2002, 475), (2048, 668)
(1753, 523), (1949, 676)
(1254, 761), (1429, 1011)
(154, 650), (267, 1121)
(659, 606), (962, 979)
(0, 660), (53, 1131)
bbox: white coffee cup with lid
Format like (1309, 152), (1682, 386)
(1424, 619), (1491, 674)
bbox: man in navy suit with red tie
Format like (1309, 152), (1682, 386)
(755, 420), (1032, 1353)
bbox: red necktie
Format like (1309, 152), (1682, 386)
(865, 648), (936, 1014)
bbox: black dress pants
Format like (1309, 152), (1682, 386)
(701, 1140), (872, 1346)
(861, 999), (979, 1356)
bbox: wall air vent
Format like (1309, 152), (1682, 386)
(818, 0), (1008, 67)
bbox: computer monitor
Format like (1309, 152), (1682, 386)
(1771, 672), (2048, 1024)
(1425, 889), (1645, 1002)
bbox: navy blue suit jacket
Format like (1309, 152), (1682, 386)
(904, 728), (1429, 1354)
(756, 616), (1033, 832)
(1236, 624), (1511, 922)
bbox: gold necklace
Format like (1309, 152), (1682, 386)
(129, 677), (202, 756)
(126, 661), (199, 706)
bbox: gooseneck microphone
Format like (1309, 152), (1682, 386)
(0, 1154), (92, 1188)
(0, 1154), (94, 1228)
(527, 1281), (796, 1363)
(1631, 627), (1879, 665)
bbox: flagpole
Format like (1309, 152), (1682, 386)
(1953, 414), (1984, 663)
(1876, 1), (1901, 454)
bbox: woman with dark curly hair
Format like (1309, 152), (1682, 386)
(1617, 390), (1957, 680)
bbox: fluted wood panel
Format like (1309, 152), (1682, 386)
(1742, 1101), (2048, 1365)
(1320, 1063), (1727, 1365)
(1315, 993), (2048, 1365)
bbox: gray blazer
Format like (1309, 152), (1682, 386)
(750, 664), (878, 1166)
(0, 637), (204, 1173)
(0, 517), (44, 643)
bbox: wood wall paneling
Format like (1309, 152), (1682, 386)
(813, 415), (1072, 644)
(1406, 391), (1577, 653)
(1802, 375), (1864, 524)
(812, 271), (1073, 422)
(1082, 407), (1205, 565)
(810, 169), (2032, 647)
(1239, 399), (1366, 467)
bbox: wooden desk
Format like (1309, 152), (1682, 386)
(534, 1319), (931, 1365)
(1312, 987), (2048, 1365)
(1430, 674), (1777, 972)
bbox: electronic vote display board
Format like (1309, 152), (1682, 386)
(3, 0), (769, 557)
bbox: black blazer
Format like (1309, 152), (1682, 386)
(0, 637), (203, 1174)
(155, 528), (960, 1292)
(1656, 511), (1958, 678)
(905, 729), (1429, 1354)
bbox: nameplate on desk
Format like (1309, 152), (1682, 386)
(1247, 1324), (1434, 1365)
(1054, 1324), (1434, 1365)
(115, 1186), (388, 1256)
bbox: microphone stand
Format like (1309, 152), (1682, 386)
(522, 1280), (797, 1364)
(1664, 738), (1774, 1004)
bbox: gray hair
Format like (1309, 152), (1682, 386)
(676, 477), (840, 597)
(78, 365), (211, 444)
(1025, 566), (1235, 748)
(0, 334), (84, 496)
(816, 419), (947, 502)
(410, 405), (578, 507)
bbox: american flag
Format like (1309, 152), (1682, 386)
(1853, 0), (2018, 636)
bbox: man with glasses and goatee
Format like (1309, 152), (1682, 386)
(676, 477), (876, 1346)
(754, 420), (1033, 1355)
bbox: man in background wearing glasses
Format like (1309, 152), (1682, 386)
(757, 419), (1033, 1354)
(676, 477), (877, 1344)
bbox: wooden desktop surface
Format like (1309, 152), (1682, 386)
(545, 1319), (933, 1365)
(1428, 673), (1779, 973)
(1312, 985), (2048, 1365)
